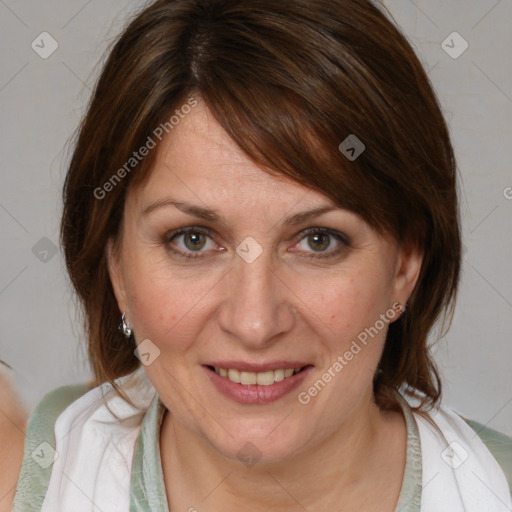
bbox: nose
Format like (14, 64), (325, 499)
(217, 247), (296, 349)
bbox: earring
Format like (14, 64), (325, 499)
(119, 313), (132, 338)
(399, 303), (408, 318)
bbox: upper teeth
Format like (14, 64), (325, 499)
(214, 367), (302, 386)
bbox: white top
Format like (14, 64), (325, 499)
(12, 369), (512, 511)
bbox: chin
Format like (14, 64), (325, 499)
(204, 421), (309, 467)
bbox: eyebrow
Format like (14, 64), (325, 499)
(142, 199), (338, 226)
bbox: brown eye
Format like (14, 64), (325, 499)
(183, 232), (207, 251)
(307, 232), (331, 251)
(164, 227), (218, 259)
(292, 227), (350, 259)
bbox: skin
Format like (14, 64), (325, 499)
(0, 368), (27, 512)
(108, 97), (423, 511)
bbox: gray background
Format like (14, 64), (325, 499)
(0, 0), (511, 434)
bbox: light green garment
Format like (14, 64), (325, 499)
(12, 384), (89, 512)
(12, 385), (512, 511)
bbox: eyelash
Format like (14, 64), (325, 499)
(162, 226), (350, 260)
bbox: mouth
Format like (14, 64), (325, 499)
(204, 364), (311, 386)
(202, 363), (314, 404)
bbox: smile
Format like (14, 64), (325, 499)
(203, 364), (313, 404)
(210, 366), (304, 386)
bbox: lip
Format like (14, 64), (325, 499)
(202, 361), (312, 372)
(203, 364), (314, 405)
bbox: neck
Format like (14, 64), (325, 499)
(159, 388), (405, 511)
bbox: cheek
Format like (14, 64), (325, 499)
(124, 257), (222, 347)
(291, 266), (392, 338)
(293, 272), (394, 410)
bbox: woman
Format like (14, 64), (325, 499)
(9, 0), (512, 510)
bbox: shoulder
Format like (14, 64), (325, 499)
(12, 370), (154, 512)
(427, 402), (512, 501)
(403, 392), (512, 507)
(0, 371), (27, 512)
(10, 383), (90, 512)
(460, 416), (512, 492)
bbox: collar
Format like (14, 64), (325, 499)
(129, 390), (422, 512)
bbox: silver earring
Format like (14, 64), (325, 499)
(119, 313), (132, 338)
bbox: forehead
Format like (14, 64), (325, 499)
(128, 99), (337, 216)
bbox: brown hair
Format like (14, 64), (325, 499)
(61, 0), (460, 411)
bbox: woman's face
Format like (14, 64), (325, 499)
(108, 98), (421, 464)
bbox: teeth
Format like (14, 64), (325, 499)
(274, 369), (285, 382)
(228, 369), (241, 383)
(214, 367), (303, 386)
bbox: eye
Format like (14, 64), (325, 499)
(164, 227), (219, 259)
(181, 231), (208, 251)
(292, 227), (349, 258)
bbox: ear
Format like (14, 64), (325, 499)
(390, 243), (423, 315)
(106, 237), (128, 314)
